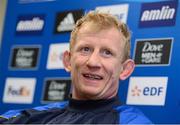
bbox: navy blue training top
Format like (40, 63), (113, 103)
(0, 96), (152, 124)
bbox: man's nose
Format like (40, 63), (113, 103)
(86, 51), (101, 68)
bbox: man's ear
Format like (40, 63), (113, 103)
(119, 59), (135, 80)
(63, 50), (71, 72)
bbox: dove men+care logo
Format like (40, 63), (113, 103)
(134, 38), (173, 66)
(42, 78), (71, 103)
(139, 1), (178, 28)
(16, 14), (45, 35)
(9, 46), (40, 69)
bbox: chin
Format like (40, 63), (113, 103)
(81, 88), (102, 98)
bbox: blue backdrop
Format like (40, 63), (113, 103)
(0, 0), (179, 124)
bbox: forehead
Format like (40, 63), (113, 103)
(78, 21), (118, 34)
(76, 24), (125, 45)
(73, 28), (124, 55)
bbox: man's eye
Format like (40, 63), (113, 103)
(81, 47), (91, 53)
(102, 50), (113, 57)
(105, 50), (112, 55)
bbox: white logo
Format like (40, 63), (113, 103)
(141, 5), (175, 21)
(95, 4), (129, 23)
(57, 13), (75, 32)
(16, 17), (44, 31)
(48, 81), (66, 100)
(134, 38), (173, 65)
(15, 48), (34, 67)
(141, 42), (163, 63)
(47, 43), (69, 69)
(126, 77), (168, 106)
(3, 78), (36, 104)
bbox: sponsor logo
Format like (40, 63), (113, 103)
(54, 10), (84, 33)
(16, 15), (45, 35)
(95, 4), (129, 23)
(9, 46), (40, 69)
(7, 86), (30, 96)
(139, 1), (178, 27)
(57, 13), (75, 32)
(3, 78), (36, 104)
(47, 43), (69, 69)
(127, 77), (168, 106)
(42, 78), (71, 103)
(134, 38), (173, 66)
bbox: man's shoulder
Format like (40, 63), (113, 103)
(32, 101), (68, 111)
(0, 101), (68, 120)
(114, 105), (153, 124)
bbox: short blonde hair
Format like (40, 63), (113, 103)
(70, 11), (131, 61)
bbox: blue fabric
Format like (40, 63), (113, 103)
(0, 109), (22, 119)
(32, 101), (68, 111)
(115, 105), (152, 124)
(0, 99), (152, 124)
(0, 101), (68, 119)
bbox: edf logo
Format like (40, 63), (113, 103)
(143, 86), (163, 96)
(127, 77), (168, 106)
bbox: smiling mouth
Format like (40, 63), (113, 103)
(83, 73), (103, 80)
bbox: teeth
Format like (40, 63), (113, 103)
(84, 74), (102, 80)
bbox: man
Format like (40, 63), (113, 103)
(0, 12), (152, 124)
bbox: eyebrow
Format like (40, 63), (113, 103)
(74, 43), (92, 50)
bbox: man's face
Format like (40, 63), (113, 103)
(67, 25), (127, 100)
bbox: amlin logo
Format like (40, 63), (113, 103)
(139, 1), (178, 27)
(16, 15), (45, 35)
